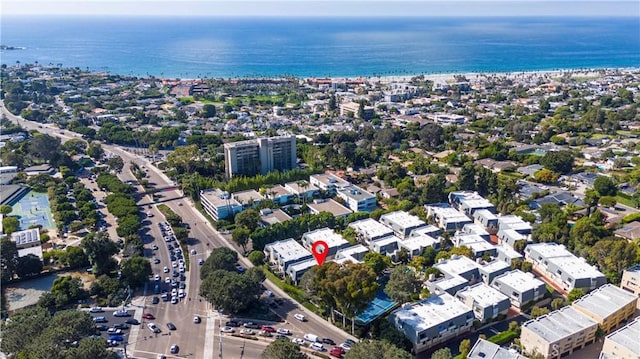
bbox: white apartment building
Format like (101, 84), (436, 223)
(200, 188), (243, 221)
(349, 218), (394, 244)
(264, 238), (313, 274)
(336, 185), (377, 212)
(599, 317), (640, 359)
(301, 227), (350, 257)
(379, 211), (427, 239)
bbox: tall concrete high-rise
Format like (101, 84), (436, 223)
(224, 136), (296, 178)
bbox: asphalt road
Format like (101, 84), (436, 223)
(1, 102), (356, 358)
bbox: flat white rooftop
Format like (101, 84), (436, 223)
(401, 235), (439, 252)
(474, 209), (498, 220)
(549, 256), (604, 280)
(604, 317), (640, 357)
(380, 211), (426, 230)
(303, 227), (349, 248)
(335, 244), (369, 262)
(493, 270), (545, 293)
(527, 243), (573, 258)
(481, 260), (511, 274)
(411, 225), (441, 237)
(391, 293), (472, 333)
(572, 284), (638, 319)
(232, 189), (264, 204)
(430, 275), (469, 291)
(372, 235), (400, 247)
(496, 245), (523, 259)
(463, 223), (490, 236)
(498, 215), (532, 231)
(468, 339), (527, 359)
(201, 188), (241, 207)
(265, 238), (312, 263)
(287, 258), (317, 273)
(461, 198), (495, 210)
(10, 228), (40, 246)
(436, 255), (480, 277)
(457, 283), (509, 308)
(349, 218), (394, 240)
(523, 306), (597, 343)
(428, 206), (471, 221)
(310, 173), (350, 188)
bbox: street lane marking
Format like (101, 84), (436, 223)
(204, 313), (216, 359)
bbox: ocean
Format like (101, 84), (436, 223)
(1, 16), (639, 78)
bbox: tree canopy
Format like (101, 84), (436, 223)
(344, 340), (412, 359)
(384, 266), (421, 304)
(200, 247), (238, 279)
(262, 338), (306, 359)
(199, 267), (265, 313)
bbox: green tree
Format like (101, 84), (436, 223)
(384, 266), (421, 304)
(232, 226), (251, 253)
(567, 288), (585, 303)
(201, 104), (217, 118)
(199, 267), (264, 313)
(459, 338), (472, 357)
(0, 204), (12, 214)
(120, 255), (152, 289)
(551, 298), (566, 310)
(81, 232), (118, 275)
(533, 168), (559, 183)
(262, 338), (306, 359)
(235, 208), (261, 232)
(166, 144), (200, 174)
(16, 254), (43, 278)
(541, 150), (574, 174)
(106, 157), (124, 172)
(589, 239), (638, 284)
(200, 247), (238, 279)
(68, 337), (117, 359)
(248, 250), (265, 266)
(345, 340), (411, 359)
(0, 306), (51, 355)
(421, 246), (437, 267)
(430, 348), (453, 359)
(593, 176), (617, 196)
(28, 134), (62, 162)
(530, 306), (550, 318)
(2, 216), (20, 234)
(47, 276), (88, 309)
(363, 251), (391, 274)
(1, 238), (19, 281)
(457, 163), (476, 191)
(65, 245), (90, 269)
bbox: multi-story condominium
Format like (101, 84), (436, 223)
(339, 101), (374, 119)
(491, 270), (546, 308)
(336, 185), (377, 212)
(309, 173), (350, 194)
(520, 307), (598, 359)
(370, 235), (400, 256)
(286, 259), (317, 284)
(460, 223), (491, 241)
(473, 209), (499, 234)
(478, 260), (511, 285)
(426, 205), (473, 233)
(301, 227), (350, 257)
(263, 238), (313, 274)
(468, 338), (529, 359)
(224, 136), (296, 178)
(571, 284), (637, 334)
(448, 191), (496, 217)
(599, 317), (640, 359)
(498, 215), (533, 235)
(620, 264), (640, 309)
(200, 188), (243, 221)
(263, 184), (296, 205)
(524, 243), (606, 294)
(307, 198), (352, 219)
(349, 218), (394, 244)
(399, 234), (440, 258)
(497, 228), (530, 249)
(334, 244), (370, 265)
(389, 293), (474, 353)
(232, 189), (264, 208)
(496, 245), (523, 266)
(455, 283), (510, 323)
(452, 234), (496, 258)
(435, 255), (481, 284)
(379, 211), (427, 239)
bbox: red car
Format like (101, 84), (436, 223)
(142, 313), (155, 319)
(330, 347), (345, 358)
(261, 325), (276, 333)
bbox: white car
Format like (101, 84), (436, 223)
(294, 313), (306, 322)
(163, 266), (169, 273)
(172, 262), (177, 268)
(276, 328), (291, 335)
(198, 258), (204, 265)
(165, 277), (171, 284)
(154, 274), (160, 281)
(240, 328), (255, 335)
(171, 296), (178, 304)
(89, 307), (103, 313)
(310, 342), (326, 352)
(178, 289), (185, 298)
(171, 288), (177, 297)
(193, 316), (201, 324)
(292, 338), (306, 345)
(190, 249), (196, 255)
(221, 326), (235, 333)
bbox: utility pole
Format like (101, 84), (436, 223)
(218, 318), (223, 358)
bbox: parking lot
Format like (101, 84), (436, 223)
(88, 308), (138, 349)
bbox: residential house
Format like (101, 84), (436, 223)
(307, 198), (352, 219)
(456, 283), (511, 323)
(259, 208), (292, 227)
(301, 227), (350, 257)
(200, 188), (242, 221)
(263, 238), (313, 274)
(286, 259), (317, 284)
(426, 205), (473, 233)
(620, 264), (640, 309)
(614, 221), (640, 241)
(571, 284), (637, 334)
(309, 173), (350, 194)
(468, 338), (529, 359)
(336, 185), (377, 212)
(478, 260), (511, 286)
(334, 244), (370, 265)
(349, 218), (394, 244)
(491, 270), (546, 308)
(379, 211), (427, 239)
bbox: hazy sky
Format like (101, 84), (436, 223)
(3, 0), (639, 17)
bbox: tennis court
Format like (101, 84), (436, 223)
(355, 290), (397, 325)
(11, 191), (55, 230)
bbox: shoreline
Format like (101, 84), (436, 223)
(10, 63), (640, 83)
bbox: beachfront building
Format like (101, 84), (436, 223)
(599, 317), (640, 359)
(200, 188), (242, 221)
(571, 284), (637, 334)
(426, 205), (473, 233)
(379, 211), (427, 239)
(224, 136), (296, 179)
(309, 173), (350, 194)
(468, 338), (529, 359)
(520, 307), (598, 359)
(349, 218), (394, 245)
(336, 185), (377, 212)
(264, 238), (313, 274)
(524, 243), (606, 294)
(620, 264), (640, 309)
(455, 283), (510, 323)
(301, 227), (350, 257)
(491, 270), (546, 308)
(388, 293), (474, 354)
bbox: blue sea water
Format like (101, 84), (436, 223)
(1, 16), (638, 78)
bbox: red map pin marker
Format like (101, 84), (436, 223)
(311, 240), (328, 266)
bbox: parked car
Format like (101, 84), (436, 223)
(294, 313), (306, 322)
(113, 311), (130, 317)
(89, 307), (104, 313)
(170, 344), (179, 354)
(330, 346), (345, 358)
(166, 322), (176, 330)
(125, 318), (140, 325)
(107, 328), (122, 335)
(322, 338), (336, 345)
(147, 323), (161, 333)
(95, 324), (109, 331)
(152, 296), (160, 304)
(311, 342), (326, 352)
(93, 316), (107, 323)
(142, 313), (155, 319)
(114, 323), (129, 330)
(292, 338), (306, 345)
(276, 328), (292, 335)
(226, 320), (240, 327)
(108, 335), (125, 342)
(240, 328), (255, 335)
(243, 321), (259, 329)
(193, 316), (201, 324)
(220, 326), (235, 333)
(261, 325), (276, 333)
